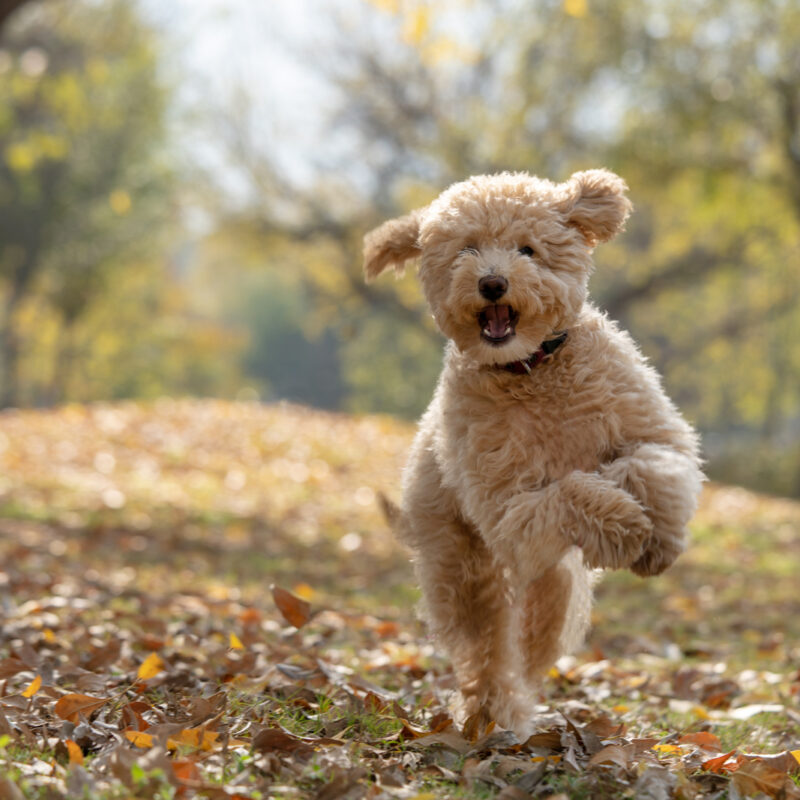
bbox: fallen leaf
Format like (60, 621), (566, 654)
(522, 730), (563, 751)
(731, 758), (800, 799)
(126, 730), (154, 748)
(168, 727), (219, 751)
(65, 740), (83, 766)
(54, 694), (107, 723)
(0, 778), (24, 800)
(410, 730), (472, 754)
(229, 632), (244, 650)
(363, 691), (389, 714)
(271, 585), (312, 629)
(587, 744), (631, 769)
(137, 652), (164, 680)
(702, 749), (739, 774)
(739, 750), (800, 774)
(292, 582), (315, 601)
(21, 675), (41, 698)
(0, 658), (27, 680)
(584, 714), (627, 739)
(678, 731), (722, 752)
(252, 727), (314, 757)
(171, 759), (201, 784)
(652, 743), (682, 756)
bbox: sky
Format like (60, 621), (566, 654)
(138, 0), (334, 192)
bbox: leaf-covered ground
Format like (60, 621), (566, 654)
(0, 399), (799, 799)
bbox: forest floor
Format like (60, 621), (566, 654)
(0, 399), (799, 799)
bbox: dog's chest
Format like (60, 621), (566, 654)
(444, 369), (617, 487)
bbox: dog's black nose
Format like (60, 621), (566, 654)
(478, 275), (508, 302)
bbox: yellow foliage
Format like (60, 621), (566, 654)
(109, 189), (132, 215)
(420, 37), (474, 66)
(365, 0), (400, 11)
(22, 675), (41, 698)
(86, 58), (109, 84)
(563, 0), (588, 16)
(403, 6), (431, 46)
(5, 142), (36, 172)
(34, 133), (68, 160)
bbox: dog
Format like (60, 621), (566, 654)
(363, 170), (703, 733)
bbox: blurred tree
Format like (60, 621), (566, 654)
(0, 0), (237, 405)
(206, 0), (800, 492)
(0, 0), (32, 34)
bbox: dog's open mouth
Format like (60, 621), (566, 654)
(478, 304), (519, 345)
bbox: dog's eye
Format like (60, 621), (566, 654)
(461, 245), (479, 255)
(518, 246), (535, 258)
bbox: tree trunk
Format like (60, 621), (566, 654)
(0, 0), (33, 35)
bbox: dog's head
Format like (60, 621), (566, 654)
(363, 169), (631, 365)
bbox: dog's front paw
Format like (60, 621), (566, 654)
(565, 475), (653, 570)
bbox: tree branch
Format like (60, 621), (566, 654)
(0, 0), (33, 35)
(600, 245), (738, 320)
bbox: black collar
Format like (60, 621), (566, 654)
(498, 331), (568, 375)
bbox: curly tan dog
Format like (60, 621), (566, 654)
(363, 170), (703, 733)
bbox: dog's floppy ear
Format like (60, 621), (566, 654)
(363, 209), (423, 281)
(558, 169), (632, 246)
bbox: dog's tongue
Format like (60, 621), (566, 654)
(484, 304), (511, 338)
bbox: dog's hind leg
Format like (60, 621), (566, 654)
(398, 442), (529, 731)
(518, 548), (594, 683)
(411, 512), (527, 730)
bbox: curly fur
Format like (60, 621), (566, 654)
(364, 170), (703, 734)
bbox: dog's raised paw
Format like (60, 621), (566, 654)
(569, 482), (653, 570)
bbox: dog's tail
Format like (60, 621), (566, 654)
(377, 492), (411, 543)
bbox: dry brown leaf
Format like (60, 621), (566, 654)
(171, 759), (202, 784)
(252, 727), (314, 757)
(54, 693), (107, 723)
(271, 585), (312, 629)
(587, 744), (631, 770)
(363, 691), (389, 714)
(495, 787), (533, 800)
(522, 730), (563, 751)
(410, 730), (472, 754)
(0, 659), (27, 680)
(462, 708), (494, 743)
(739, 751), (800, 774)
(84, 639), (122, 671)
(0, 777), (25, 800)
(731, 758), (800, 799)
(429, 711), (453, 733)
(701, 749), (738, 774)
(678, 731), (722, 752)
(584, 714), (627, 739)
